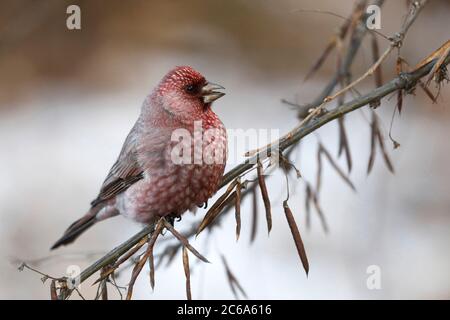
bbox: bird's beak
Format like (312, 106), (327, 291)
(201, 82), (225, 104)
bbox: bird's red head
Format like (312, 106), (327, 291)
(153, 66), (225, 120)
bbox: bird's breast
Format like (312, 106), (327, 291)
(121, 122), (227, 223)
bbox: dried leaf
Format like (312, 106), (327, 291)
(368, 113), (395, 174)
(434, 65), (449, 85)
(303, 2), (356, 81)
(337, 117), (353, 172)
(376, 125), (395, 173)
(418, 80), (436, 103)
(320, 143), (355, 191)
(126, 219), (165, 300)
(250, 186), (258, 244)
(101, 282), (108, 300)
(305, 184), (312, 230)
(148, 252), (155, 290)
(221, 255), (248, 299)
(371, 34), (383, 87)
(158, 245), (179, 269)
(126, 254), (148, 300)
(413, 40), (450, 88)
(100, 267), (108, 300)
(338, 11), (352, 39)
(257, 160), (272, 234)
(415, 40), (450, 70)
(182, 247), (192, 300)
(164, 219), (210, 263)
(50, 280), (57, 300)
(316, 146), (323, 198)
(93, 235), (148, 285)
(200, 191), (237, 236)
(335, 37), (343, 79)
(304, 37), (337, 81)
(283, 201), (309, 275)
(148, 219), (165, 290)
(396, 57), (404, 114)
(425, 43), (450, 86)
(348, 1), (365, 36)
(398, 56), (436, 103)
(367, 112), (377, 175)
(311, 189), (329, 233)
(196, 180), (238, 236)
(235, 179), (241, 241)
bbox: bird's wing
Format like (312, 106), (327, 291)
(90, 124), (144, 207)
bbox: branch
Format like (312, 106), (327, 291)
(223, 54), (449, 186)
(52, 0), (448, 298)
(69, 50), (449, 295)
(78, 224), (155, 284)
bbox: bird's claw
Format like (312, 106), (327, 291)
(197, 201), (208, 209)
(166, 215), (182, 228)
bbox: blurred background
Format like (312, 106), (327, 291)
(0, 0), (449, 299)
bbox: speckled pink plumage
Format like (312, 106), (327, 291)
(52, 66), (227, 249)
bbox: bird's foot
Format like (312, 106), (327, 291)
(197, 201), (208, 209)
(166, 214), (182, 227)
(167, 216), (175, 227)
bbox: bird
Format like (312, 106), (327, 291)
(51, 66), (227, 249)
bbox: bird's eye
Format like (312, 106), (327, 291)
(185, 84), (197, 94)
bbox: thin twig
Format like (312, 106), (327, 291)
(294, 0), (385, 117)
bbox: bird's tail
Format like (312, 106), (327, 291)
(51, 207), (100, 250)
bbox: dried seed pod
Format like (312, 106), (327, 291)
(257, 160), (272, 234)
(164, 219), (209, 263)
(250, 186), (258, 244)
(283, 201), (309, 275)
(396, 57), (404, 114)
(305, 184), (312, 230)
(320, 143), (355, 191)
(367, 113), (378, 175)
(126, 219), (165, 300)
(338, 116), (353, 173)
(197, 180), (238, 236)
(182, 247), (192, 300)
(221, 255), (248, 299)
(235, 179), (242, 241)
(50, 280), (58, 300)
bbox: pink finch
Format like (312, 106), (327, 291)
(52, 66), (227, 249)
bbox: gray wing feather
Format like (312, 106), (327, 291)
(91, 123), (144, 206)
